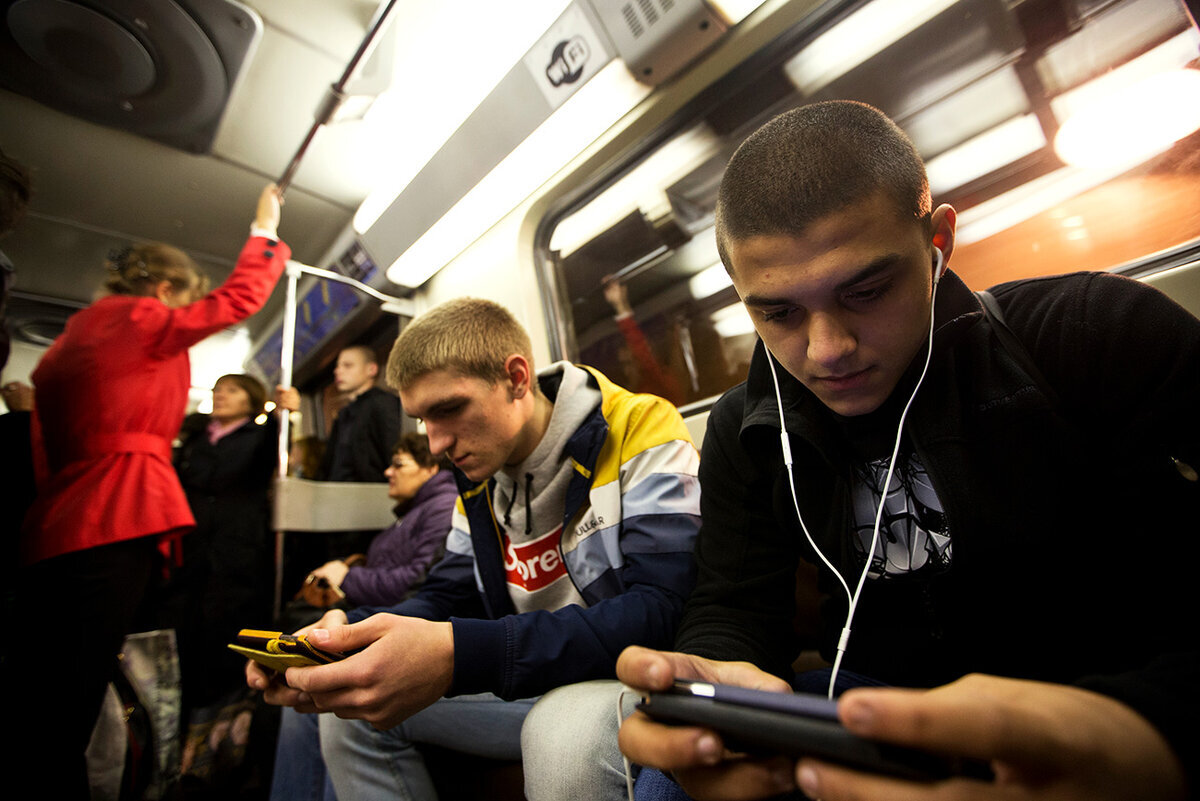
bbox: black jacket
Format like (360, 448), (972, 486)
(169, 414), (279, 704)
(677, 271), (1199, 780)
(320, 386), (402, 482)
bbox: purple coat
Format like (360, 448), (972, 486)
(339, 470), (457, 607)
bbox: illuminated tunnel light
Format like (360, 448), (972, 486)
(711, 302), (755, 338)
(783, 0), (957, 95)
(925, 114), (1045, 197)
(1054, 68), (1200, 169)
(688, 261), (733, 300)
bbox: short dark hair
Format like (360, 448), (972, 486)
(340, 344), (380, 367)
(715, 101), (930, 272)
(0, 146), (33, 236)
(393, 431), (449, 470)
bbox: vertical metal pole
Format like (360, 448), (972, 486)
(278, 263), (299, 473)
(273, 262), (300, 620)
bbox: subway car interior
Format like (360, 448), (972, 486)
(2, 0), (1199, 798)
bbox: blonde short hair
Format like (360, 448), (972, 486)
(388, 298), (534, 390)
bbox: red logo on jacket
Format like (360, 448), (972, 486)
(504, 527), (568, 592)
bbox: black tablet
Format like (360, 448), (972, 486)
(637, 681), (992, 782)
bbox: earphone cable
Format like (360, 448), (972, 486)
(770, 249), (944, 698)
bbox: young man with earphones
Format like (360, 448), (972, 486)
(617, 100), (1197, 801)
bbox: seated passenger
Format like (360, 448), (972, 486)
(616, 101), (1198, 800)
(246, 297), (701, 801)
(271, 432), (457, 801)
(293, 432), (456, 612)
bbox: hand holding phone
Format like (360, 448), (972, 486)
(229, 628), (346, 673)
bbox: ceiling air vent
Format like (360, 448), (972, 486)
(589, 0), (729, 84)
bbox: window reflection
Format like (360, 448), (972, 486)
(545, 0), (1200, 408)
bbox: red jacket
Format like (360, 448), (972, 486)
(22, 235), (290, 564)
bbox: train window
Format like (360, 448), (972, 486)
(536, 0), (1200, 409)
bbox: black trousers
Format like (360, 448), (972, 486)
(5, 536), (157, 798)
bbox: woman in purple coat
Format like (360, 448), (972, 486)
(295, 432), (456, 609)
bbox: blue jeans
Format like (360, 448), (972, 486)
(319, 681), (634, 801)
(270, 707), (336, 801)
(320, 692), (536, 801)
(522, 680), (638, 801)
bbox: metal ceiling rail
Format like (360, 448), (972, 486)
(275, 0), (401, 196)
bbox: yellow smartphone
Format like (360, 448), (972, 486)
(229, 628), (345, 672)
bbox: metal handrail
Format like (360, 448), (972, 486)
(272, 260), (412, 618)
(275, 0), (400, 195)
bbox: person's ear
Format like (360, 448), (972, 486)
(366, 361), (379, 380)
(930, 204), (957, 279)
(154, 280), (174, 304)
(504, 354), (533, 400)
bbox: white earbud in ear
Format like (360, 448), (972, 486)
(932, 248), (945, 287)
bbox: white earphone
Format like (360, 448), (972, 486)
(766, 246), (944, 697)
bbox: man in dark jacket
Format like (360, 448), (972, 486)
(319, 345), (402, 483)
(617, 101), (1197, 801)
(311, 345), (404, 558)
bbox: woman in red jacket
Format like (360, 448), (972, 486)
(9, 185), (289, 796)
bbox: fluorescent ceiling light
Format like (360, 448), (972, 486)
(354, 178), (399, 233)
(352, 0), (574, 234)
(688, 260), (733, 300)
(1055, 67), (1200, 169)
(783, 0), (958, 95)
(550, 123), (723, 257)
(711, 302), (756, 338)
(925, 114), (1045, 196)
(707, 0), (769, 24)
(385, 61), (650, 287)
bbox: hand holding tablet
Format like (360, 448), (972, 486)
(637, 680), (993, 782)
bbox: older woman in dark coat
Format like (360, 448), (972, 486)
(297, 432), (456, 609)
(167, 373), (280, 709)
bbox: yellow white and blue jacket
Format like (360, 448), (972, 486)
(350, 365), (701, 700)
